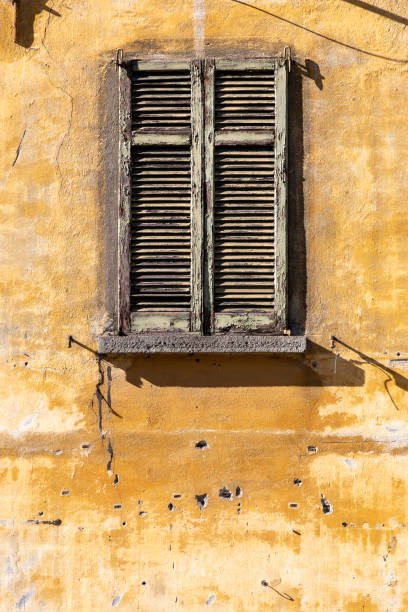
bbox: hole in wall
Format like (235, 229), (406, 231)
(195, 440), (208, 449)
(219, 487), (232, 499)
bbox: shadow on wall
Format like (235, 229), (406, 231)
(340, 0), (408, 26)
(286, 59), (324, 335)
(296, 59), (324, 91)
(288, 62), (306, 335)
(106, 342), (365, 388)
(13, 0), (61, 48)
(332, 336), (408, 411)
(69, 337), (408, 411)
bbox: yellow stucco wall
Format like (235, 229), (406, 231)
(1, 0), (408, 609)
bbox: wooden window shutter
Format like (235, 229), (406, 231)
(119, 60), (204, 333)
(204, 59), (288, 334)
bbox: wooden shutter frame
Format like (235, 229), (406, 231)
(118, 60), (132, 333)
(118, 57), (288, 337)
(274, 60), (288, 331)
(118, 60), (204, 334)
(204, 58), (288, 334)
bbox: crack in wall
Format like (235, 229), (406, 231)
(40, 1), (54, 50)
(39, 0), (74, 197)
(68, 339), (122, 489)
(42, 69), (74, 196)
(12, 128), (27, 167)
(0, 125), (28, 190)
(92, 357), (122, 488)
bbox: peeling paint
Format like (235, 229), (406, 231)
(111, 594), (122, 607)
(206, 594), (216, 606)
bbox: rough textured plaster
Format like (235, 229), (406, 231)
(1, 0), (408, 609)
(98, 334), (306, 353)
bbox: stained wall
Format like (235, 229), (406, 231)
(1, 0), (408, 609)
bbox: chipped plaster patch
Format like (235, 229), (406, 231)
(317, 389), (408, 447)
(20, 411), (40, 432)
(112, 594), (122, 607)
(206, 594), (216, 606)
(389, 359), (408, 371)
(321, 495), (333, 515)
(196, 493), (208, 510)
(16, 586), (35, 609)
(0, 391), (84, 436)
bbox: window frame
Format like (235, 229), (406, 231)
(100, 54), (306, 354)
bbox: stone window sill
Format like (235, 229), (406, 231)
(98, 334), (306, 354)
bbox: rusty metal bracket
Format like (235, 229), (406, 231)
(282, 46), (292, 72)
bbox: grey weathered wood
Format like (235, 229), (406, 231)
(130, 60), (194, 333)
(273, 61), (288, 330)
(131, 132), (191, 146)
(133, 61), (190, 72)
(212, 59), (286, 334)
(215, 59), (276, 71)
(98, 333), (306, 354)
(122, 57), (288, 340)
(131, 312), (190, 332)
(215, 131), (274, 146)
(215, 311), (280, 333)
(204, 59), (215, 333)
(118, 62), (132, 333)
(190, 60), (204, 332)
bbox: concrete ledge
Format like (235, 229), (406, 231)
(98, 334), (306, 354)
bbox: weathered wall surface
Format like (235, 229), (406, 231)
(1, 0), (408, 609)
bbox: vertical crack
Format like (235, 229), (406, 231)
(39, 0), (74, 196)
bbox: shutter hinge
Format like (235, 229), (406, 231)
(282, 46), (292, 72)
(116, 48), (124, 68)
(12, 0), (17, 44)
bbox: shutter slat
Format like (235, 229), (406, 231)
(132, 69), (191, 131)
(130, 67), (191, 313)
(133, 190), (191, 196)
(214, 144), (275, 311)
(215, 70), (275, 132)
(212, 64), (285, 319)
(130, 146), (191, 311)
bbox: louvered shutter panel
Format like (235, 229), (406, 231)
(125, 60), (203, 333)
(204, 60), (288, 334)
